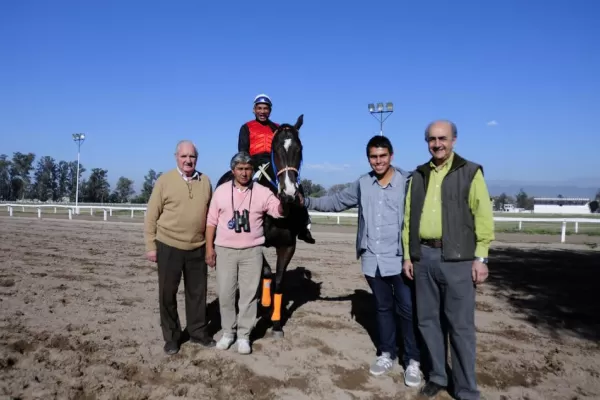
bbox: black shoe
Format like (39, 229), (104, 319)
(419, 381), (446, 397)
(298, 229), (315, 244)
(190, 336), (216, 348)
(163, 341), (179, 355)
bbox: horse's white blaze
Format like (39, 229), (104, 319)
(283, 171), (297, 197)
(283, 138), (292, 152)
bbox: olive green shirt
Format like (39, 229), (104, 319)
(402, 153), (495, 259)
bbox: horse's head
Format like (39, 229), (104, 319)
(271, 114), (304, 204)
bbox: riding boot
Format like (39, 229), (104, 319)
(298, 211), (315, 244)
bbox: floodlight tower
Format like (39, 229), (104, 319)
(72, 133), (86, 214)
(367, 102), (394, 136)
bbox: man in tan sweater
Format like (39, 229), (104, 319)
(144, 140), (216, 355)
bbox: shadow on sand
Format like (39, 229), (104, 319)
(486, 246), (600, 342)
(251, 266), (323, 341)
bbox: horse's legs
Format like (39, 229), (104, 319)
(271, 245), (296, 338)
(261, 253), (272, 307)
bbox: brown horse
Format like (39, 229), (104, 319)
(216, 114), (311, 338)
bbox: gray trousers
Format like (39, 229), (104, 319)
(415, 245), (479, 400)
(215, 245), (263, 340)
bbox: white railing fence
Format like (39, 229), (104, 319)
(3, 204), (600, 244)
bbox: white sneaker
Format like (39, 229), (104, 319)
(216, 333), (235, 350)
(404, 359), (422, 387)
(237, 339), (251, 355)
(369, 352), (394, 376)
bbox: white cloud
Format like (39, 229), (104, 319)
(304, 162), (351, 172)
(486, 120), (498, 126)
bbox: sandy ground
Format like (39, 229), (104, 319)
(1, 216), (599, 400)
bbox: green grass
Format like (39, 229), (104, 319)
(311, 214), (600, 236)
(494, 212), (600, 219)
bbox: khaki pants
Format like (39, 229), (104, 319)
(215, 245), (263, 340)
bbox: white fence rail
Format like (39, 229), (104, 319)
(3, 204), (600, 243)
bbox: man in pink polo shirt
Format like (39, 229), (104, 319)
(205, 151), (284, 354)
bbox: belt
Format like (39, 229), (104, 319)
(420, 238), (442, 248)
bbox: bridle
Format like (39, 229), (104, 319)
(267, 131), (302, 189)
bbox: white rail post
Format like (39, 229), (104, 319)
(22, 206), (24, 212)
(37, 207), (41, 219)
(90, 207), (93, 216)
(575, 222), (579, 234)
(561, 220), (567, 243)
(9, 206), (13, 217)
(68, 209), (72, 220)
(54, 207), (57, 213)
(110, 208), (113, 216)
(131, 209), (134, 218)
(518, 221), (522, 230)
(103, 209), (107, 221)
(337, 215), (340, 224)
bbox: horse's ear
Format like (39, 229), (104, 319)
(294, 114), (304, 131)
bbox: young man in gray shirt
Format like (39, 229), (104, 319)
(299, 135), (421, 388)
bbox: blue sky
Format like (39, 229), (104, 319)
(1, 0), (598, 191)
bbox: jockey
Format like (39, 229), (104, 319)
(238, 94), (315, 244)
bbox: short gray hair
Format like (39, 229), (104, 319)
(175, 140), (198, 156)
(424, 120), (458, 140)
(230, 151), (252, 170)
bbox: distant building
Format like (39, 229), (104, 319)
(533, 197), (591, 214)
(502, 203), (515, 212)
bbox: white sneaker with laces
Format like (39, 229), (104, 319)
(237, 339), (252, 354)
(216, 333), (235, 350)
(404, 359), (422, 387)
(369, 352), (394, 376)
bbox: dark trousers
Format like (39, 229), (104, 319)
(365, 268), (421, 367)
(415, 245), (479, 400)
(156, 240), (209, 343)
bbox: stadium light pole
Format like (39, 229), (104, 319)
(368, 102), (394, 136)
(72, 133), (86, 214)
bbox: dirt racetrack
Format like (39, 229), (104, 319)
(1, 216), (599, 400)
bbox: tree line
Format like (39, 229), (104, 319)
(3, 151), (596, 207)
(0, 151), (341, 203)
(0, 152), (161, 203)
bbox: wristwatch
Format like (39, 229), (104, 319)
(475, 257), (488, 264)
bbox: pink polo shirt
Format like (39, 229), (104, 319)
(207, 181), (283, 249)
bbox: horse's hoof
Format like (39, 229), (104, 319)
(271, 330), (284, 339)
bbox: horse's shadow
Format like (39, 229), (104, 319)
(319, 289), (378, 349)
(319, 289), (424, 365)
(251, 266), (322, 341)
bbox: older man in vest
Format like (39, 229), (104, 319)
(402, 120), (495, 399)
(238, 93), (314, 244)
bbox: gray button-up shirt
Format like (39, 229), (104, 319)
(304, 166), (411, 278)
(361, 170), (404, 277)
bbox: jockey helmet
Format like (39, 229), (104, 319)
(253, 94), (272, 107)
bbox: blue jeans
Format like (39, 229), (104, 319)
(365, 268), (420, 368)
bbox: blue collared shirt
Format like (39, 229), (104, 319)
(304, 166), (411, 278)
(360, 169), (405, 277)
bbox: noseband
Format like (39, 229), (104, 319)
(276, 166), (299, 177)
